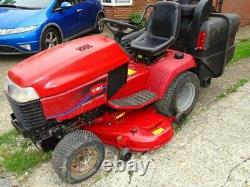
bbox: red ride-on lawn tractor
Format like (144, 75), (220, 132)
(4, 0), (239, 184)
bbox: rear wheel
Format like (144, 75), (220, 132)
(52, 130), (105, 184)
(155, 71), (200, 117)
(41, 27), (62, 50)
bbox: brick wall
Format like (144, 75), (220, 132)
(104, 0), (250, 26)
(104, 0), (156, 20)
(221, 0), (250, 26)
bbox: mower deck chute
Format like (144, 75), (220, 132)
(84, 107), (174, 152)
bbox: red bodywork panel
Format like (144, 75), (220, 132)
(8, 35), (129, 98)
(40, 50), (196, 121)
(6, 35), (197, 152)
(83, 107), (175, 152)
(108, 50), (196, 105)
(41, 75), (108, 121)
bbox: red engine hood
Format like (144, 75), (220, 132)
(8, 35), (129, 98)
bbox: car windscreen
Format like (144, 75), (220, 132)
(0, 0), (52, 9)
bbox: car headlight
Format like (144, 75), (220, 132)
(0, 25), (37, 36)
(4, 76), (39, 103)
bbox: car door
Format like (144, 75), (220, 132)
(52, 0), (83, 38)
(77, 0), (98, 30)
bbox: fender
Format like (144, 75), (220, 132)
(148, 50), (197, 98)
(96, 10), (105, 19)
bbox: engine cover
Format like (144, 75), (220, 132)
(8, 35), (129, 98)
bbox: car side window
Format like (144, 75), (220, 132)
(55, 0), (64, 8)
(68, 0), (81, 5)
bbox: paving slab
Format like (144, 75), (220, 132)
(237, 26), (250, 41)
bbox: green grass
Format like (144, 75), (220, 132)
(231, 39), (250, 64)
(0, 129), (51, 176)
(216, 79), (249, 100)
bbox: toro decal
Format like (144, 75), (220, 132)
(90, 83), (106, 96)
(45, 77), (108, 119)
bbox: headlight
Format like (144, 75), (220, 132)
(0, 25), (37, 36)
(4, 76), (39, 103)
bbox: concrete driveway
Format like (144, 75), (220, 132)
(94, 82), (250, 187)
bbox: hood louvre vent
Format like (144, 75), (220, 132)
(76, 44), (93, 51)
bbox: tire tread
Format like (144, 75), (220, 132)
(52, 130), (104, 183)
(155, 71), (200, 116)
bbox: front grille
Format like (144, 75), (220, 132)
(0, 46), (20, 54)
(7, 96), (46, 129)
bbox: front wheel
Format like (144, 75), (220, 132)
(155, 71), (200, 117)
(41, 27), (62, 50)
(94, 14), (105, 33)
(52, 130), (105, 184)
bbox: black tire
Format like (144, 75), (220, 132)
(155, 71), (200, 117)
(41, 27), (62, 50)
(94, 13), (105, 33)
(52, 130), (105, 184)
(118, 148), (132, 162)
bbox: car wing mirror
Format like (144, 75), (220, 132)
(55, 2), (72, 11)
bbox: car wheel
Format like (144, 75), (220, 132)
(95, 13), (105, 33)
(52, 130), (105, 184)
(41, 27), (62, 50)
(155, 71), (200, 117)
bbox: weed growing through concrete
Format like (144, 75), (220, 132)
(216, 79), (249, 100)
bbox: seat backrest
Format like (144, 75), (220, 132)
(193, 0), (212, 25)
(146, 1), (181, 39)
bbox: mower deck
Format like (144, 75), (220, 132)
(83, 106), (175, 152)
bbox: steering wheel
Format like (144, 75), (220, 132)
(102, 18), (140, 42)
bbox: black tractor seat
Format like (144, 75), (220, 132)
(131, 33), (175, 56)
(131, 1), (181, 57)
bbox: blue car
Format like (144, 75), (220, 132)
(0, 0), (104, 55)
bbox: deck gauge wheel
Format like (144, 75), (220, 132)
(118, 147), (132, 162)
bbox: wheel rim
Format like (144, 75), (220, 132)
(45, 31), (59, 49)
(70, 146), (98, 176)
(176, 83), (196, 112)
(97, 16), (104, 32)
